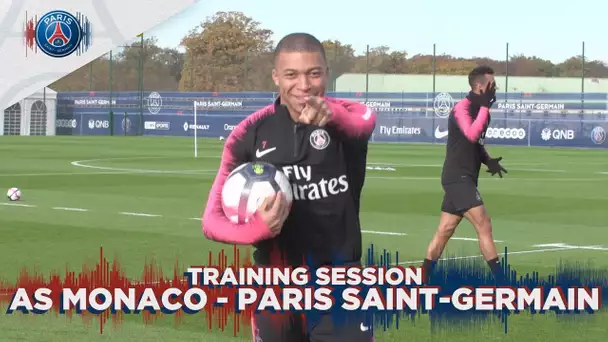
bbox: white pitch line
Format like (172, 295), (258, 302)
(533, 243), (568, 248)
(52, 207), (88, 212)
(5, 171), (599, 181)
(0, 200), (604, 263)
(70, 159), (215, 175)
(362, 230), (407, 236)
(68, 157), (605, 182)
(451, 237), (504, 243)
(451, 237), (480, 242)
(509, 168), (568, 173)
(0, 171), (137, 177)
(367, 162), (548, 167)
(397, 246), (578, 265)
(365, 176), (604, 182)
(0, 202), (36, 207)
(0, 200), (602, 251)
(533, 243), (608, 251)
(360, 232), (504, 241)
(120, 212), (162, 217)
(577, 245), (608, 251)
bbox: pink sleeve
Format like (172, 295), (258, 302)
(453, 99), (490, 142)
(201, 108), (277, 245)
(324, 97), (376, 139)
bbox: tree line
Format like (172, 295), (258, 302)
(50, 11), (608, 93)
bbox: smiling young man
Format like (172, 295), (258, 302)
(201, 33), (377, 342)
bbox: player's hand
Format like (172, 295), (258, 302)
(257, 192), (290, 235)
(299, 96), (333, 127)
(479, 81), (497, 108)
(486, 157), (507, 178)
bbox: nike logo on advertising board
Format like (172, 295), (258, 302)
(434, 126), (448, 139)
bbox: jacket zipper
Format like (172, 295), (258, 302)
(293, 123), (298, 157)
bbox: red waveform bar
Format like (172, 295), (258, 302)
(0, 246), (255, 336)
(23, 11), (37, 56)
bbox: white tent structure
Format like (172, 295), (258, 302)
(1, 87), (58, 136)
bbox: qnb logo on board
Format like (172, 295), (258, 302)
(24, 10), (92, 57)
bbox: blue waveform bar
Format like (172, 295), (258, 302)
(77, 12), (92, 55)
(360, 245), (608, 334)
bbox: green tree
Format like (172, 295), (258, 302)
(51, 37), (180, 92)
(322, 40), (357, 90)
(179, 11), (274, 92)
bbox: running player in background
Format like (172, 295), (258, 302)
(422, 66), (507, 284)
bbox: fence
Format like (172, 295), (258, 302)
(55, 90), (608, 119)
(53, 91), (608, 148)
(53, 113), (608, 148)
(46, 38), (608, 95)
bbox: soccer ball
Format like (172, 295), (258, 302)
(7, 187), (21, 201)
(221, 162), (293, 224)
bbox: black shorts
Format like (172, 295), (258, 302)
(441, 178), (484, 216)
(251, 311), (373, 342)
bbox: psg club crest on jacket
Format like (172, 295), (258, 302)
(310, 129), (330, 150)
(24, 10), (92, 57)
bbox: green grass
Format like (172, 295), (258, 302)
(0, 136), (607, 341)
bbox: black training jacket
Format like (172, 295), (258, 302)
(202, 97), (377, 267)
(441, 93), (492, 185)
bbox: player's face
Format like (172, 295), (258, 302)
(272, 51), (328, 114)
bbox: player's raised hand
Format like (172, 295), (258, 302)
(300, 96), (333, 127)
(257, 192), (290, 235)
(479, 81), (497, 108)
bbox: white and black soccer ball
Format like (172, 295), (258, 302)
(221, 162), (293, 224)
(7, 187), (21, 201)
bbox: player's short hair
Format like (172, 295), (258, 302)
(273, 33), (327, 64)
(468, 66), (495, 88)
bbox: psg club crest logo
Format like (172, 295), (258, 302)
(24, 10), (92, 58)
(433, 92), (454, 119)
(590, 126), (606, 145)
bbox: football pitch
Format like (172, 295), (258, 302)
(0, 136), (607, 341)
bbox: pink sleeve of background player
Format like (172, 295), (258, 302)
(201, 107), (277, 245)
(325, 97), (376, 139)
(453, 99), (490, 142)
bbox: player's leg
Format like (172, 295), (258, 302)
(251, 311), (307, 342)
(422, 189), (464, 283)
(462, 204), (503, 282)
(451, 180), (503, 282)
(425, 212), (463, 260)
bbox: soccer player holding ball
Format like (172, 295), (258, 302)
(202, 33), (376, 342)
(422, 66), (507, 284)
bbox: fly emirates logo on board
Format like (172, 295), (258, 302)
(281, 165), (348, 201)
